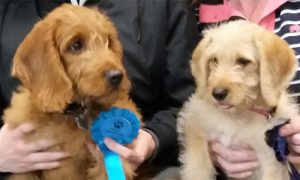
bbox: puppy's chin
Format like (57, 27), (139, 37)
(213, 102), (235, 113)
(213, 100), (249, 113)
(93, 89), (125, 107)
(215, 101), (234, 110)
(88, 78), (130, 106)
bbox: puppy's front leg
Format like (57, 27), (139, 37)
(261, 162), (288, 180)
(180, 131), (215, 180)
(258, 141), (289, 180)
(260, 158), (289, 180)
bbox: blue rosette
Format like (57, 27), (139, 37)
(90, 107), (140, 180)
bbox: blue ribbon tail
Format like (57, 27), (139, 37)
(289, 162), (300, 180)
(103, 151), (126, 180)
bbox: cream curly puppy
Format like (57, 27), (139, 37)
(178, 20), (300, 180)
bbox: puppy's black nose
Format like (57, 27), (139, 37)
(212, 88), (228, 101)
(105, 70), (123, 88)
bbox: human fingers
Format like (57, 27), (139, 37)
(25, 151), (69, 164)
(104, 138), (136, 161)
(126, 133), (151, 170)
(103, 138), (141, 170)
(134, 130), (156, 160)
(285, 134), (300, 160)
(280, 122), (300, 137)
(31, 161), (61, 171)
(211, 142), (257, 163)
(11, 123), (35, 139)
(288, 154), (300, 165)
(226, 171), (254, 179)
(0, 123), (9, 133)
(10, 159), (61, 173)
(287, 134), (300, 146)
(25, 139), (57, 152)
(216, 155), (259, 174)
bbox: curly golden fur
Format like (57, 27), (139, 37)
(3, 4), (139, 180)
(178, 20), (300, 180)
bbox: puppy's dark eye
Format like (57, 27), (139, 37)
(69, 40), (83, 52)
(237, 58), (251, 67)
(209, 57), (218, 65)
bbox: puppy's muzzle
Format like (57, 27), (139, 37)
(105, 70), (123, 88)
(212, 87), (228, 101)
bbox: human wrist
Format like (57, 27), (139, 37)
(142, 128), (159, 161)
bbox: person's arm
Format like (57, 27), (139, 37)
(0, 91), (5, 128)
(142, 0), (198, 165)
(103, 0), (198, 168)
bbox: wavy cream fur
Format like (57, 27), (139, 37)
(178, 20), (299, 180)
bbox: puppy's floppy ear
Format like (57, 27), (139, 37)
(107, 21), (123, 60)
(191, 37), (210, 96)
(255, 30), (297, 106)
(12, 21), (74, 112)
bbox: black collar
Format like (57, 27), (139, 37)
(63, 101), (90, 129)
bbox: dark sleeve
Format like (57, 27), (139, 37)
(0, 90), (5, 123)
(0, 2), (13, 178)
(0, 0), (9, 124)
(143, 0), (199, 165)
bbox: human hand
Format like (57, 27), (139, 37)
(280, 121), (300, 165)
(210, 141), (259, 179)
(104, 129), (156, 170)
(0, 123), (69, 173)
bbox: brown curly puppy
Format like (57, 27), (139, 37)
(3, 4), (139, 180)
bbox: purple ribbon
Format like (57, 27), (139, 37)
(265, 119), (300, 180)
